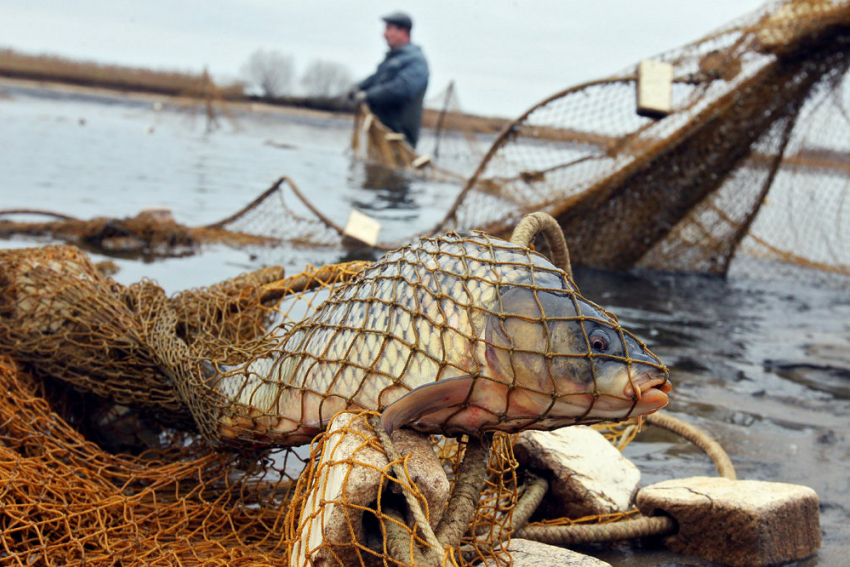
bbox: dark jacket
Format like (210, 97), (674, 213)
(358, 43), (429, 148)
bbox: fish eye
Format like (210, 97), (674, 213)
(589, 329), (610, 352)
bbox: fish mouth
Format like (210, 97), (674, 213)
(625, 371), (671, 414)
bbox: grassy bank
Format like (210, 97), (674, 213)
(0, 48), (245, 98)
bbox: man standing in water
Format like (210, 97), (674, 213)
(351, 12), (429, 148)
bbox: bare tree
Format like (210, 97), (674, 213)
(240, 49), (294, 97)
(300, 60), (353, 97)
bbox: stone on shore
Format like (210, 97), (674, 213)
(637, 476), (821, 567)
(484, 538), (612, 567)
(514, 426), (641, 518)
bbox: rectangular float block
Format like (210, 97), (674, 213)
(514, 426), (640, 519)
(411, 154), (432, 169)
(636, 476), (821, 567)
(342, 210), (381, 247)
(637, 59), (673, 118)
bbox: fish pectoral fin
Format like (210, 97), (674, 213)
(380, 376), (476, 435)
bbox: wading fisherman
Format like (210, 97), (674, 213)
(350, 11), (429, 148)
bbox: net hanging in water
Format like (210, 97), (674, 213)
(217, 0), (850, 282)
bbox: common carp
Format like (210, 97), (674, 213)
(204, 232), (670, 445)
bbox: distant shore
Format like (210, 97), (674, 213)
(0, 48), (510, 135)
(4, 50), (849, 179)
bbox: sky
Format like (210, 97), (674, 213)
(1, 0), (770, 117)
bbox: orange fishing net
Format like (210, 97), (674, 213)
(0, 356), (299, 566)
(0, 356), (521, 566)
(0, 223), (664, 565)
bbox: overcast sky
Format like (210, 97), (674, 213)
(2, 1), (770, 117)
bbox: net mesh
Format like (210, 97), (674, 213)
(4, 4), (828, 565)
(0, 354), (523, 567)
(184, 230), (667, 449)
(0, 356), (300, 566)
(218, 0), (850, 282)
(432, 0), (850, 280)
(0, 229), (665, 566)
(423, 81), (488, 170)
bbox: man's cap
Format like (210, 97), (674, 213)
(381, 11), (413, 31)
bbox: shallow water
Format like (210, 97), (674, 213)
(1, 83), (848, 566)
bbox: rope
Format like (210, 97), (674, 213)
(383, 507), (432, 567)
(510, 473), (549, 532)
(509, 212), (572, 277)
(645, 412), (737, 480)
(368, 420), (493, 566)
(202, 177), (285, 229)
(516, 515), (676, 545)
(0, 209), (80, 221)
(434, 436), (491, 549)
(368, 415), (447, 566)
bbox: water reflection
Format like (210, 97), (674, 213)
(337, 246), (380, 264)
(351, 163), (417, 211)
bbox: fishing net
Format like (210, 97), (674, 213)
(0, 356), (516, 567)
(351, 104), (467, 183)
(0, 244), (368, 444)
(0, 356), (301, 565)
(422, 81), (489, 172)
(222, 0), (850, 281)
(5, 1), (848, 282)
(0, 208), (199, 257)
(351, 105), (421, 171)
(433, 0), (850, 280)
(0, 185), (323, 260)
(0, 222), (668, 566)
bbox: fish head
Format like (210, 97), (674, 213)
(484, 285), (670, 428)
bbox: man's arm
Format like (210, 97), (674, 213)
(364, 56), (428, 106)
(357, 72), (379, 91)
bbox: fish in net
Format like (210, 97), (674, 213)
(198, 231), (669, 448)
(0, 221), (670, 565)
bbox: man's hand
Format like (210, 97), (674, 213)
(346, 87), (367, 103)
